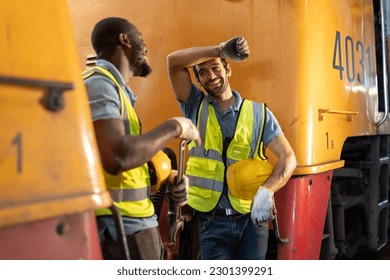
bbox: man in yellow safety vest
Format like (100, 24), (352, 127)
(167, 37), (296, 259)
(83, 17), (201, 260)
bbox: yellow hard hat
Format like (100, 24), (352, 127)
(226, 158), (273, 200)
(148, 150), (172, 194)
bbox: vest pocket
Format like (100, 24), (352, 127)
(228, 144), (251, 160)
(186, 157), (219, 179)
(186, 158), (221, 199)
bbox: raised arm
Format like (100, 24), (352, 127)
(167, 36), (249, 102)
(167, 46), (220, 102)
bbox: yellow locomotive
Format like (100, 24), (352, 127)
(0, 0), (111, 259)
(1, 0), (389, 259)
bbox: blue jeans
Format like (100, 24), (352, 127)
(197, 213), (269, 260)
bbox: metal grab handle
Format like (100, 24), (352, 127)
(377, 0), (389, 126)
(318, 108), (358, 121)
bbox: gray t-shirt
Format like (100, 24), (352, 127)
(179, 84), (283, 209)
(85, 59), (137, 121)
(84, 59), (158, 240)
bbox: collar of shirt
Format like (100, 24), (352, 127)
(96, 59), (138, 106)
(125, 85), (138, 107)
(205, 90), (243, 115)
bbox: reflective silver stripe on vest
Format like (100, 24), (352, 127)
(187, 175), (224, 192)
(250, 102), (263, 158)
(189, 147), (221, 160)
(83, 67), (131, 135)
(198, 97), (208, 142)
(122, 102), (131, 135)
(109, 187), (151, 202)
(190, 99), (223, 161)
(253, 102), (267, 160)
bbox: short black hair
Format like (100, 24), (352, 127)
(91, 17), (137, 56)
(192, 57), (228, 83)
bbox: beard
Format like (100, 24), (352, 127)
(129, 50), (152, 77)
(203, 77), (228, 98)
(133, 61), (152, 77)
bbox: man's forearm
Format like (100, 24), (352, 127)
(167, 45), (220, 69)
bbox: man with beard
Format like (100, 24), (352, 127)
(83, 17), (201, 260)
(167, 37), (296, 259)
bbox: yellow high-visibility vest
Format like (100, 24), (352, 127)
(83, 66), (154, 217)
(186, 98), (267, 214)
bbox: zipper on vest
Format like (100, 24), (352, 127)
(222, 137), (232, 194)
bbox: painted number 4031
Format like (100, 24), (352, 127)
(332, 30), (372, 84)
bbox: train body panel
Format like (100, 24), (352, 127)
(0, 211), (102, 260)
(276, 172), (333, 259)
(292, 0), (378, 168)
(0, 0), (111, 259)
(68, 0), (387, 167)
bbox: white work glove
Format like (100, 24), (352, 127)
(251, 186), (275, 226)
(168, 170), (189, 207)
(170, 117), (201, 146)
(220, 36), (250, 61)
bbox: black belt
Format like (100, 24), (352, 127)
(199, 208), (239, 217)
